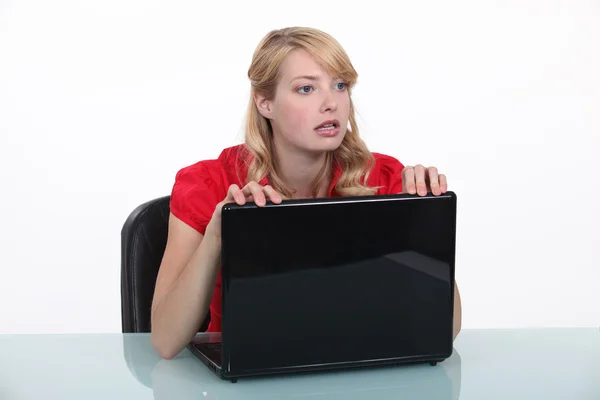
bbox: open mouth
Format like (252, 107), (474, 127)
(314, 120), (341, 137)
(315, 120), (340, 130)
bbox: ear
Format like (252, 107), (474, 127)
(254, 92), (275, 120)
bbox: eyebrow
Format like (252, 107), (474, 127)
(289, 75), (319, 84)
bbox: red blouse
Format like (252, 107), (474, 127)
(169, 144), (406, 332)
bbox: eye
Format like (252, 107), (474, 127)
(335, 82), (347, 91)
(297, 85), (313, 94)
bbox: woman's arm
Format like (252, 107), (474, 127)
(453, 281), (462, 340)
(150, 214), (221, 359)
(150, 182), (283, 359)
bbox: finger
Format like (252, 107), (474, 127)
(414, 164), (427, 196)
(239, 182), (256, 198)
(439, 174), (448, 193)
(243, 181), (266, 206)
(402, 167), (416, 194)
(263, 185), (283, 203)
(227, 184), (245, 205)
(428, 167), (440, 196)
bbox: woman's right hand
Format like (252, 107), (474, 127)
(205, 181), (283, 239)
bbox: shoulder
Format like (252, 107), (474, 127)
(372, 152), (405, 170)
(369, 152), (406, 195)
(173, 144), (250, 194)
(170, 144), (248, 234)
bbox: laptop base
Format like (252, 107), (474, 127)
(188, 341), (446, 383)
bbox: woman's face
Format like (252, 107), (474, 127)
(255, 49), (351, 156)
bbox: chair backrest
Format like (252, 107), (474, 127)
(120, 195), (210, 333)
(120, 196), (171, 333)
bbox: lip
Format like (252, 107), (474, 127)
(314, 119), (340, 129)
(314, 119), (341, 137)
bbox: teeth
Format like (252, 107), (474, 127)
(318, 124), (334, 129)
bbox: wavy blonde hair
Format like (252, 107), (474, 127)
(242, 26), (377, 198)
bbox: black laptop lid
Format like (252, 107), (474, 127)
(220, 192), (457, 376)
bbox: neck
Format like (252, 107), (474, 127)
(273, 143), (331, 199)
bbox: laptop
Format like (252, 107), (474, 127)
(188, 191), (458, 382)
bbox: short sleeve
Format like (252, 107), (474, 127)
(169, 161), (224, 235)
(375, 153), (406, 195)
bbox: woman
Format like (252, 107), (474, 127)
(150, 26), (462, 359)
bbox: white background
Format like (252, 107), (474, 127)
(0, 0), (598, 334)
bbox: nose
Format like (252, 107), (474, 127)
(320, 89), (338, 113)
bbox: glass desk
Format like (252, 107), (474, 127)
(1, 328), (598, 399)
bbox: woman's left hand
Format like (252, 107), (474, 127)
(401, 165), (448, 196)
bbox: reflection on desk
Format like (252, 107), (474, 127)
(144, 336), (461, 399)
(0, 329), (598, 399)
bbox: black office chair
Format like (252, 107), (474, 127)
(120, 195), (210, 333)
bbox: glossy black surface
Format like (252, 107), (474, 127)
(220, 192), (457, 378)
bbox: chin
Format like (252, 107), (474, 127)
(310, 135), (345, 153)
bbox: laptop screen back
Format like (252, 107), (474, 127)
(220, 192), (457, 375)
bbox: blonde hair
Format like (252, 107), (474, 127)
(242, 27), (377, 198)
